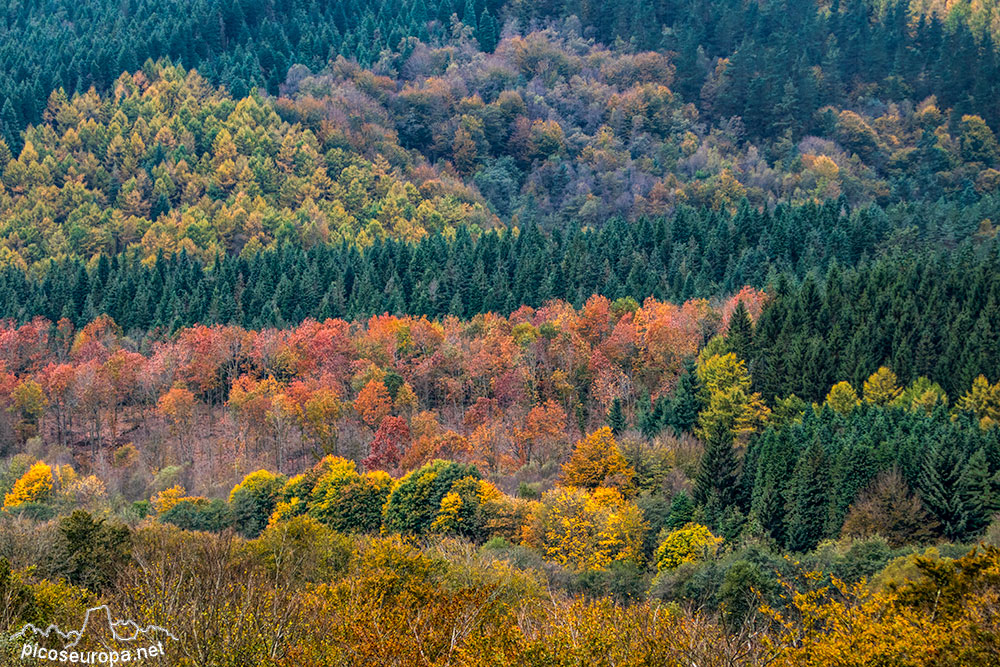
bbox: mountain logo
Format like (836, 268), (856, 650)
(10, 605), (177, 664)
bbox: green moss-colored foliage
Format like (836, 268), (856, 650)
(382, 460), (481, 535)
(307, 457), (394, 534)
(53, 510), (131, 593)
(229, 470), (287, 538)
(160, 498), (234, 532)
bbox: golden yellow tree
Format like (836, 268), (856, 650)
(654, 522), (723, 571)
(151, 484), (200, 514)
(3, 461), (54, 508)
(956, 375), (1000, 427)
(559, 426), (634, 490)
(863, 367), (902, 405)
(524, 486), (646, 571)
(824, 381), (860, 415)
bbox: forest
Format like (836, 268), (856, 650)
(1, 0), (1000, 665)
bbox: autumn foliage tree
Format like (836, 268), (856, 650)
(355, 378), (392, 429)
(3, 461), (53, 508)
(363, 416), (409, 473)
(654, 523), (723, 572)
(863, 367), (902, 406)
(229, 470), (286, 538)
(157, 382), (197, 462)
(382, 459), (481, 535)
(560, 427), (635, 491)
(525, 486), (646, 571)
(9, 379), (47, 440)
(824, 381), (860, 415)
(840, 468), (937, 547)
(302, 457), (394, 533)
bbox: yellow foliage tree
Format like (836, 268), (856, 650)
(654, 522), (723, 572)
(524, 486), (646, 571)
(696, 384), (770, 441)
(431, 490), (464, 534)
(3, 461), (54, 508)
(893, 376), (947, 414)
(559, 426), (634, 491)
(151, 484), (193, 514)
(956, 375), (1000, 428)
(11, 379), (48, 423)
(824, 381), (860, 415)
(300, 388), (343, 456)
(306, 457), (393, 534)
(766, 577), (951, 665)
(695, 352), (769, 441)
(696, 352), (752, 397)
(767, 546), (1000, 665)
(863, 367), (902, 405)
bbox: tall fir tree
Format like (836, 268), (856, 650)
(785, 439), (830, 552)
(694, 416), (741, 510)
(607, 397), (626, 435)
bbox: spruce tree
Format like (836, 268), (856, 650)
(666, 491), (695, 528)
(726, 300), (754, 363)
(477, 10), (499, 52)
(666, 360), (703, 434)
(918, 440), (967, 541)
(607, 398), (626, 435)
(694, 416), (740, 510)
(957, 448), (996, 538)
(748, 429), (794, 545)
(785, 440), (830, 552)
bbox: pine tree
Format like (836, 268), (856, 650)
(785, 440), (830, 552)
(666, 360), (703, 434)
(694, 416), (740, 510)
(1, 99), (20, 153)
(477, 9), (499, 52)
(725, 300), (754, 363)
(748, 430), (794, 544)
(918, 440), (967, 541)
(666, 490), (695, 529)
(462, 0), (477, 27)
(957, 448), (996, 538)
(607, 397), (626, 435)
(636, 391), (653, 436)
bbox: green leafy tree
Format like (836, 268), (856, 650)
(308, 458), (394, 533)
(229, 470), (287, 538)
(55, 510), (131, 592)
(383, 460), (480, 535)
(159, 499), (234, 533)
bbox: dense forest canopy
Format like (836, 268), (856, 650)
(2, 1), (1000, 665)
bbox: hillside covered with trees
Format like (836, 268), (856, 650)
(2, 1), (1000, 665)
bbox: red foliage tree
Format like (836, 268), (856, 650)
(363, 415), (410, 473)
